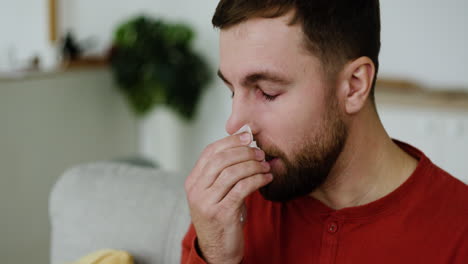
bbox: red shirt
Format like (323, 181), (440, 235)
(182, 141), (468, 263)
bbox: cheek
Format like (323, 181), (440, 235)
(256, 90), (327, 155)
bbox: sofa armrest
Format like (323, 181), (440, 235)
(49, 162), (190, 264)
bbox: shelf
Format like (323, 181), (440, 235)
(376, 79), (468, 111)
(0, 57), (108, 83)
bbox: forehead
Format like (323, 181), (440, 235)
(219, 14), (320, 80)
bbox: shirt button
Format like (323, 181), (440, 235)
(328, 222), (339, 233)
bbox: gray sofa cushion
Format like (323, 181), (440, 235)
(49, 162), (190, 264)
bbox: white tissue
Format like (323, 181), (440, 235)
(234, 124), (259, 149)
(233, 125), (262, 223)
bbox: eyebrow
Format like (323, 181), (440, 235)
(217, 69), (292, 87)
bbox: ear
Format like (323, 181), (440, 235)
(339, 57), (375, 115)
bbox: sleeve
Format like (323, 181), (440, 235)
(181, 223), (208, 264)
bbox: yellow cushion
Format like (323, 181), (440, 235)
(70, 249), (134, 264)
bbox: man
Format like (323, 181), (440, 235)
(182, 1), (468, 263)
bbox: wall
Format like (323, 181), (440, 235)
(0, 0), (57, 72)
(380, 0), (468, 88)
(0, 69), (138, 263)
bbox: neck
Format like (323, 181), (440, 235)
(310, 105), (418, 210)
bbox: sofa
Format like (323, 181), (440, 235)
(49, 162), (191, 264)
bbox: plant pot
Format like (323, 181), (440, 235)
(139, 106), (187, 172)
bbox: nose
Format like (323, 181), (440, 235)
(225, 95), (254, 135)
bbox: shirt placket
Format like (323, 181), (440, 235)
(318, 215), (342, 264)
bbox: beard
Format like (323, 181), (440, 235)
(258, 99), (348, 203)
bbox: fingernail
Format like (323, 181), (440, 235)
(262, 161), (270, 170)
(265, 173), (273, 181)
(240, 133), (251, 144)
(255, 149), (265, 160)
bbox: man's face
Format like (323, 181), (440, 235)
(219, 13), (348, 202)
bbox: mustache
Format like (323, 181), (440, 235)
(256, 140), (286, 159)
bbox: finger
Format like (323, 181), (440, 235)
(185, 133), (253, 190)
(219, 173), (273, 209)
(195, 146), (265, 190)
(209, 160), (270, 203)
(198, 133), (253, 170)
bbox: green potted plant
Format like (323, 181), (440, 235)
(109, 15), (212, 120)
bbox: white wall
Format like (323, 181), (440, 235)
(379, 0), (468, 88)
(0, 69), (138, 263)
(0, 0), (57, 72)
(59, 0), (220, 62)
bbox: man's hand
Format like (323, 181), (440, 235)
(184, 133), (273, 264)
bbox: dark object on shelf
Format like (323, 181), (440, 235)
(25, 55), (41, 71)
(62, 32), (82, 61)
(109, 16), (212, 120)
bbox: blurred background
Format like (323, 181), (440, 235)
(1, 0), (467, 263)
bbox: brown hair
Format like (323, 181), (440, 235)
(212, 0), (381, 101)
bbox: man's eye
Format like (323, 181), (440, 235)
(262, 92), (277, 101)
(230, 89), (278, 101)
(256, 86), (278, 101)
(260, 90), (278, 101)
